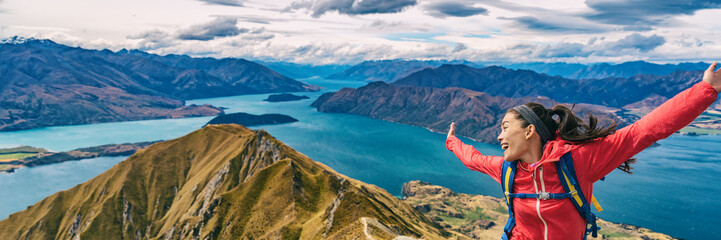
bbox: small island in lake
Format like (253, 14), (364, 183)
(0, 142), (160, 173)
(262, 93), (310, 102)
(205, 112), (298, 126)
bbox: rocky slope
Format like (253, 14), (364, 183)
(0, 124), (447, 239)
(0, 37), (318, 131)
(402, 180), (677, 240)
(394, 64), (703, 109)
(312, 82), (623, 143)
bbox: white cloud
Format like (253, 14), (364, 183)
(177, 17), (246, 41)
(285, 0), (418, 17)
(0, 0), (718, 64)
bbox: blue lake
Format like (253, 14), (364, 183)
(0, 77), (719, 239)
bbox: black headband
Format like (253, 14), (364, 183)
(512, 105), (553, 143)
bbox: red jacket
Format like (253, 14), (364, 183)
(446, 81), (718, 240)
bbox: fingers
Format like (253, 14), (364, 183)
(708, 62), (717, 73)
(448, 122), (456, 138)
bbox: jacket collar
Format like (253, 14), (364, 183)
(528, 135), (583, 170)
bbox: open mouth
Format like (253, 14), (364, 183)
(501, 143), (509, 150)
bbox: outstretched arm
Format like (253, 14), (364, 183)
(446, 122), (505, 183)
(577, 62), (721, 182)
(704, 62), (721, 92)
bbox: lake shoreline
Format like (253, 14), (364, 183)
(0, 141), (160, 173)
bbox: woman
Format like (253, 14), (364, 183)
(446, 62), (721, 239)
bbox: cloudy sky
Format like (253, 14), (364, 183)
(1, 0), (720, 64)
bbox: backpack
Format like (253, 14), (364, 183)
(500, 152), (603, 240)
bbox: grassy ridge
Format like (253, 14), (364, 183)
(0, 124), (446, 239)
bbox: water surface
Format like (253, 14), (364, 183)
(0, 78), (717, 239)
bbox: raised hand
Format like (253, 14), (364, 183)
(447, 122), (456, 139)
(703, 62), (721, 92)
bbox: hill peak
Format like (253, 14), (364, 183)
(437, 63), (474, 69)
(0, 124), (445, 239)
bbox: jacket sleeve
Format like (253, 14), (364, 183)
(576, 81), (719, 182)
(446, 135), (504, 183)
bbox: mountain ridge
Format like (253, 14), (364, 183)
(326, 59), (483, 82)
(312, 82), (622, 143)
(504, 61), (708, 79)
(0, 38), (319, 131)
(0, 124), (447, 239)
(258, 61), (351, 79)
(394, 64), (702, 108)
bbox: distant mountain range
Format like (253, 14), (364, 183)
(326, 59), (483, 82)
(0, 37), (319, 131)
(0, 124), (447, 239)
(259, 61), (351, 79)
(394, 64), (702, 109)
(505, 61), (709, 79)
(107, 49), (320, 98)
(257, 57), (710, 85)
(312, 82), (622, 143)
(320, 59), (707, 83)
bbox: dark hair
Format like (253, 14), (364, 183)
(508, 102), (636, 174)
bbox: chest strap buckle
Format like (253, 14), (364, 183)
(539, 192), (550, 200)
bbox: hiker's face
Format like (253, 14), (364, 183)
(497, 112), (532, 162)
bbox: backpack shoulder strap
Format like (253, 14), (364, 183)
(500, 160), (516, 239)
(556, 152), (600, 239)
(501, 161), (516, 205)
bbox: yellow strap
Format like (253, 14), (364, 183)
(504, 167), (512, 204)
(561, 171), (584, 207)
(591, 195), (603, 212)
